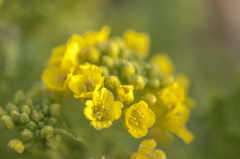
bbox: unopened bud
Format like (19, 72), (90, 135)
(8, 139), (25, 153)
(0, 115), (15, 130)
(99, 66), (109, 78)
(11, 110), (20, 122)
(128, 75), (145, 90)
(37, 121), (45, 129)
(47, 117), (57, 126)
(42, 105), (49, 115)
(107, 41), (119, 57)
(34, 129), (40, 137)
(105, 76), (121, 90)
(21, 105), (30, 115)
(146, 63), (159, 77)
(141, 93), (157, 106)
(19, 113), (30, 124)
(31, 112), (40, 122)
(26, 121), (37, 131)
(160, 75), (175, 87)
(6, 102), (19, 113)
(21, 129), (34, 140)
(101, 55), (115, 69)
(26, 99), (33, 107)
(40, 125), (54, 139)
(122, 62), (135, 78)
(119, 47), (131, 59)
(50, 104), (61, 118)
(82, 47), (100, 64)
(0, 107), (8, 117)
(147, 77), (160, 89)
(13, 90), (25, 105)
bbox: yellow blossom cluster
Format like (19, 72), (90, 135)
(41, 26), (196, 157)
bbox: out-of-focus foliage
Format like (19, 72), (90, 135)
(0, 0), (240, 159)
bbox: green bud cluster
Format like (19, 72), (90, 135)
(0, 85), (61, 142)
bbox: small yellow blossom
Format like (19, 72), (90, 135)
(123, 30), (150, 58)
(84, 26), (111, 47)
(116, 85), (134, 104)
(68, 64), (105, 99)
(105, 76), (121, 90)
(84, 88), (124, 130)
(157, 82), (185, 109)
(150, 53), (174, 74)
(124, 101), (155, 138)
(131, 139), (166, 159)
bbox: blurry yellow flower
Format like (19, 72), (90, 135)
(48, 45), (66, 67)
(131, 139), (166, 159)
(157, 82), (185, 108)
(84, 88), (123, 130)
(116, 85), (134, 104)
(68, 64), (105, 99)
(105, 76), (121, 90)
(124, 101), (155, 138)
(123, 30), (150, 58)
(84, 26), (111, 47)
(8, 139), (25, 154)
(160, 103), (194, 144)
(41, 68), (70, 92)
(150, 53), (174, 74)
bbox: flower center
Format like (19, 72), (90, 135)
(83, 78), (95, 92)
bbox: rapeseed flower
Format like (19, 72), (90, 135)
(123, 30), (150, 58)
(150, 53), (174, 74)
(123, 101), (155, 138)
(116, 85), (134, 104)
(84, 88), (123, 130)
(131, 139), (166, 159)
(68, 64), (105, 99)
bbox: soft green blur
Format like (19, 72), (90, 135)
(0, 0), (240, 159)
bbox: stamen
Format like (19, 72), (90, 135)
(102, 104), (105, 108)
(137, 111), (141, 115)
(107, 117), (110, 120)
(62, 73), (68, 78)
(177, 111), (183, 115)
(83, 84), (87, 92)
(145, 154), (151, 157)
(140, 115), (145, 119)
(94, 107), (98, 111)
(97, 115), (101, 120)
(152, 154), (156, 158)
(106, 108), (110, 111)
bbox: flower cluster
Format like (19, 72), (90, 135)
(0, 86), (64, 153)
(39, 26), (195, 157)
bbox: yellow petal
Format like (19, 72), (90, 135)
(68, 74), (87, 97)
(84, 100), (96, 120)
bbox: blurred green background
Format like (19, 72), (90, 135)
(1, 0), (240, 159)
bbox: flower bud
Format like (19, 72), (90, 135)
(82, 47), (100, 64)
(147, 77), (160, 89)
(107, 41), (120, 57)
(8, 139), (25, 153)
(101, 55), (115, 69)
(0, 115), (15, 130)
(122, 62), (135, 78)
(105, 76), (121, 90)
(50, 104), (61, 118)
(31, 112), (40, 122)
(160, 75), (175, 87)
(21, 129), (34, 140)
(47, 117), (57, 126)
(26, 99), (33, 107)
(0, 107), (8, 117)
(26, 121), (37, 131)
(6, 102), (19, 113)
(141, 93), (157, 106)
(38, 121), (45, 129)
(21, 105), (30, 115)
(13, 90), (25, 105)
(128, 75), (145, 90)
(40, 125), (54, 139)
(119, 47), (131, 59)
(38, 112), (44, 120)
(116, 85), (134, 104)
(146, 63), (159, 77)
(99, 66), (109, 78)
(19, 113), (30, 124)
(11, 110), (20, 122)
(42, 105), (49, 115)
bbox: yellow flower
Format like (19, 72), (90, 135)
(150, 53), (174, 74)
(176, 74), (190, 91)
(159, 103), (194, 144)
(131, 139), (166, 159)
(84, 88), (124, 130)
(157, 82), (185, 109)
(105, 76), (121, 90)
(116, 85), (134, 104)
(124, 101), (155, 138)
(84, 26), (111, 47)
(42, 34), (84, 93)
(68, 64), (105, 99)
(41, 67), (73, 93)
(123, 30), (150, 58)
